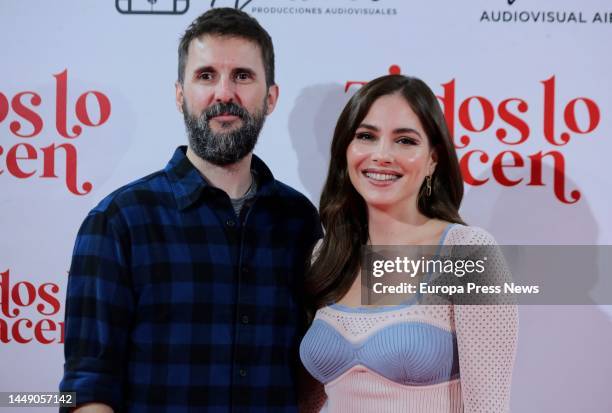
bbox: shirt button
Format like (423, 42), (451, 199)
(242, 266), (250, 274)
(226, 219), (236, 227)
(241, 315), (249, 324)
(239, 369), (247, 377)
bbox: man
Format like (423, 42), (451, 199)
(60, 8), (321, 412)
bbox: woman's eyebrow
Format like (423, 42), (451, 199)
(393, 127), (422, 137)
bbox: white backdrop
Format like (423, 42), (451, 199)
(1, 0), (611, 411)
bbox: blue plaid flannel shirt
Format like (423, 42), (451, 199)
(60, 146), (322, 412)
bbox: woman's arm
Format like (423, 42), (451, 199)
(455, 303), (518, 412)
(453, 226), (519, 412)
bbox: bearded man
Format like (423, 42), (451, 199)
(60, 8), (321, 413)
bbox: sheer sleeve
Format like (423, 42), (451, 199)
(450, 226), (519, 412)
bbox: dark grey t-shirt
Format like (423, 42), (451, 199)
(230, 171), (257, 217)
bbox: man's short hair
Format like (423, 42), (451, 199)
(178, 8), (275, 87)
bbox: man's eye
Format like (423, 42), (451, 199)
(355, 132), (374, 141)
(235, 72), (251, 81)
(198, 72), (213, 80)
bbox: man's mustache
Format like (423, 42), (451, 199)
(203, 102), (248, 121)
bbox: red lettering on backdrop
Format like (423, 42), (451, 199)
(40, 143), (93, 195)
(459, 96), (495, 134)
(437, 80), (465, 147)
(12, 319), (33, 344)
(10, 92), (43, 138)
(345, 67), (601, 204)
(0, 92), (9, 123)
(76, 92), (111, 127)
(0, 269), (19, 317)
(542, 75), (570, 146)
(492, 151), (524, 186)
(0, 269), (64, 344)
(345, 65), (404, 93)
(497, 98), (529, 144)
(459, 150), (490, 186)
(528, 151), (580, 204)
(0, 69), (110, 195)
(564, 98), (600, 134)
(37, 283), (61, 316)
(11, 281), (37, 307)
(34, 319), (56, 345)
(54, 69), (82, 139)
(6, 143), (38, 178)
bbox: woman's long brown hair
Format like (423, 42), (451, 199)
(305, 75), (465, 314)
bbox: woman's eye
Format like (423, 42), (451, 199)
(397, 137), (417, 145)
(355, 132), (374, 141)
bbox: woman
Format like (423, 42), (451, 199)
(300, 75), (518, 412)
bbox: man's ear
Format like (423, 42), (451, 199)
(175, 81), (184, 113)
(265, 84), (279, 115)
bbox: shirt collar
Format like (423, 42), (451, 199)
(165, 146), (277, 211)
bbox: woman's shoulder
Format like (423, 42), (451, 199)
(444, 223), (499, 246)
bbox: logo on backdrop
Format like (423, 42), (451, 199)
(345, 65), (601, 205)
(115, 0), (397, 17)
(0, 269), (64, 345)
(116, 0), (190, 15)
(481, 1), (612, 24)
(210, 0), (253, 9)
(248, 0), (396, 17)
(0, 69), (112, 195)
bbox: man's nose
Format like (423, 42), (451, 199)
(214, 76), (235, 103)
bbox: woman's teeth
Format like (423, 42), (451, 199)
(364, 172), (400, 181)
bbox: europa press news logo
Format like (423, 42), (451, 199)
(115, 0), (254, 15)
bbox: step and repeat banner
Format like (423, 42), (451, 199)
(2, 0), (611, 411)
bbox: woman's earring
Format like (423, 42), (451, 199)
(426, 175), (432, 197)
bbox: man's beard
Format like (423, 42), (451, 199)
(183, 100), (266, 166)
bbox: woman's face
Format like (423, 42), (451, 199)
(346, 93), (437, 212)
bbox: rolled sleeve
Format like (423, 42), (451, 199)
(60, 209), (134, 412)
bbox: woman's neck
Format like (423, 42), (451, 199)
(367, 205), (443, 245)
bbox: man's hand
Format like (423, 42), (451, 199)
(73, 403), (113, 413)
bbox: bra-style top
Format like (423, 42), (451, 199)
(299, 225), (519, 413)
(301, 313), (460, 386)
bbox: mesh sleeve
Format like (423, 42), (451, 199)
(450, 226), (519, 412)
